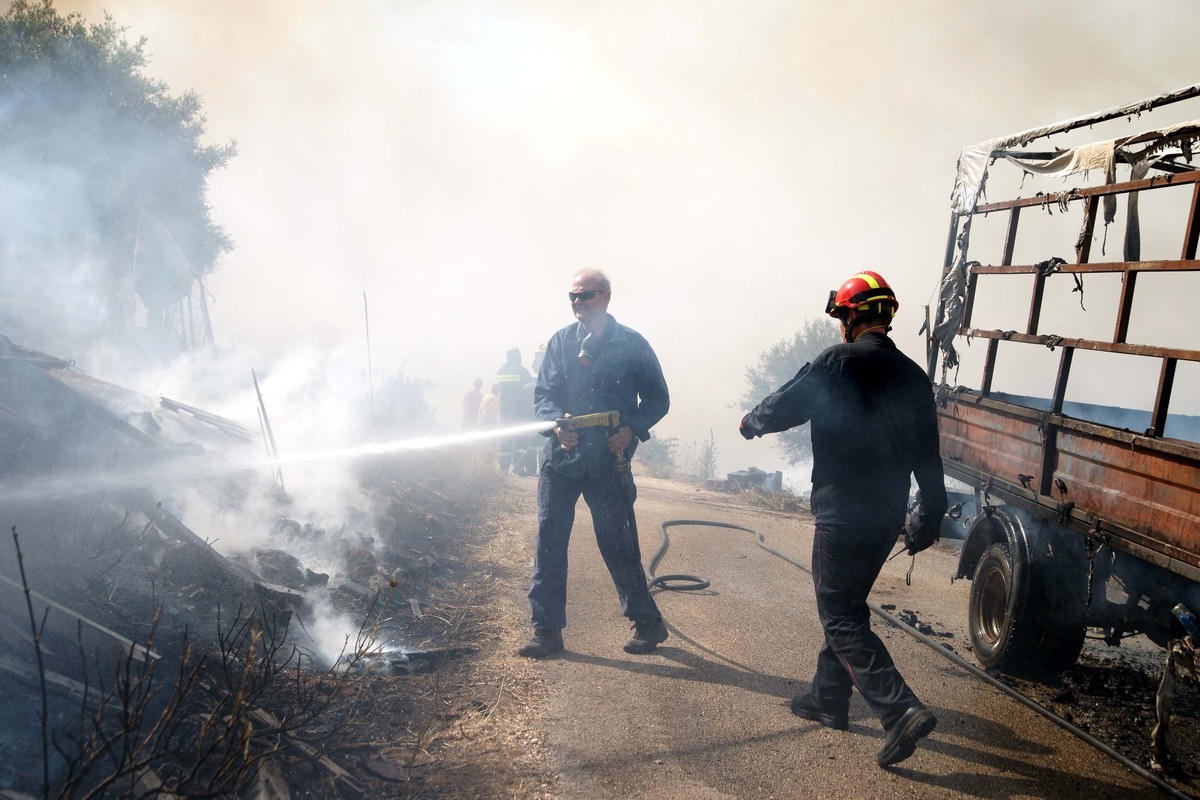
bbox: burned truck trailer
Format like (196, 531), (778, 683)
(928, 84), (1200, 672)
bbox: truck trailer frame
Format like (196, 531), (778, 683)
(928, 84), (1200, 671)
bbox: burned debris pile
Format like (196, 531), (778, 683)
(0, 335), (499, 797)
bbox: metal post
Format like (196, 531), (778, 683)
(364, 291), (375, 426)
(252, 369), (284, 492)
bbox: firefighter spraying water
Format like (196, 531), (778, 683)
(516, 268), (670, 659)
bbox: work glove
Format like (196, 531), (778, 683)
(903, 492), (944, 556)
(739, 415), (755, 440)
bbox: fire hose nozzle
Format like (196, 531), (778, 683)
(553, 411), (630, 474)
(553, 410), (621, 432)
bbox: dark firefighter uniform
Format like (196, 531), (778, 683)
(496, 351), (533, 471)
(741, 331), (947, 732)
(528, 314), (670, 631)
(496, 358), (532, 423)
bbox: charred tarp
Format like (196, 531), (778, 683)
(930, 83), (1200, 375)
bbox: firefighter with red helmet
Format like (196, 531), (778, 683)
(739, 270), (948, 767)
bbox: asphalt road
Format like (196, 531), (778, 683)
(516, 475), (1167, 800)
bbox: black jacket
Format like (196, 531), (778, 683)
(496, 360), (533, 422)
(742, 332), (946, 526)
(535, 315), (669, 479)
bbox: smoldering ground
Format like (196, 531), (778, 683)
(0, 330), (531, 794)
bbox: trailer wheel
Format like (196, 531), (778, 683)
(969, 542), (1022, 670)
(969, 540), (1086, 673)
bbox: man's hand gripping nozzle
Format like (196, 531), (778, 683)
(555, 410), (636, 505)
(553, 410), (622, 436)
(556, 410), (629, 468)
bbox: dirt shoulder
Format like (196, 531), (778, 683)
(314, 470), (551, 800)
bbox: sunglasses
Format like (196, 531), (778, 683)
(568, 290), (602, 302)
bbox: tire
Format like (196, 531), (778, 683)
(968, 540), (1086, 674)
(1030, 555), (1087, 674)
(1035, 608), (1086, 674)
(969, 542), (1022, 670)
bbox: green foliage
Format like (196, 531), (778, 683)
(738, 318), (841, 465)
(636, 432), (677, 477)
(0, 0), (234, 336)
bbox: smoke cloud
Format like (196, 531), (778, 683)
(24, 0), (1200, 475)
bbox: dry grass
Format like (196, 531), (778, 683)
(309, 455), (556, 799)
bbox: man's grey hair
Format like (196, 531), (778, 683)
(573, 268), (611, 292)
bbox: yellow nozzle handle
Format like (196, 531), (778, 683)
(554, 410), (621, 431)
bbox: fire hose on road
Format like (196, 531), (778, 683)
(646, 519), (1193, 800)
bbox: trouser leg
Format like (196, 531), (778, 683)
(527, 464), (582, 630)
(497, 436), (510, 470)
(582, 472), (661, 623)
(810, 521), (919, 729)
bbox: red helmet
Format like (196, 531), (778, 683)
(825, 271), (899, 318)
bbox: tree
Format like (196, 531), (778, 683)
(738, 318), (841, 464)
(0, 0), (235, 357)
(636, 432), (677, 477)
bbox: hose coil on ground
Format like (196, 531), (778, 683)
(647, 519), (807, 591)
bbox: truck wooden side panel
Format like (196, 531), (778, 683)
(937, 396), (1200, 579)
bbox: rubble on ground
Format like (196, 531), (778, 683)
(0, 335), (496, 796)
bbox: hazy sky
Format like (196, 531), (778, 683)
(47, 0), (1200, 477)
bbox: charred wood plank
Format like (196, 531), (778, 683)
(159, 396), (255, 441)
(247, 706), (366, 798)
(0, 574), (157, 668)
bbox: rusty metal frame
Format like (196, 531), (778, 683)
(975, 168), (1200, 214)
(951, 170), (1200, 430)
(933, 112), (1200, 581)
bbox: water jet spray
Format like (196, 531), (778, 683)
(0, 420), (558, 505)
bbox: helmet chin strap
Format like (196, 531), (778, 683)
(842, 315), (891, 343)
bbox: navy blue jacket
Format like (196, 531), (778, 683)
(535, 315), (670, 479)
(742, 332), (946, 526)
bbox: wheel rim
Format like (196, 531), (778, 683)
(977, 563), (1010, 646)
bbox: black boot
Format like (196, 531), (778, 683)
(623, 618), (668, 654)
(876, 706), (937, 766)
(789, 693), (849, 730)
(518, 628), (563, 659)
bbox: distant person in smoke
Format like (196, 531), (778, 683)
(462, 377), (484, 429)
(531, 342), (546, 374)
(496, 347), (533, 473)
(517, 268), (671, 659)
(739, 270), (947, 768)
(514, 365), (542, 475)
(479, 383), (501, 428)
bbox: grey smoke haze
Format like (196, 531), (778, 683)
(37, 0), (1200, 476)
